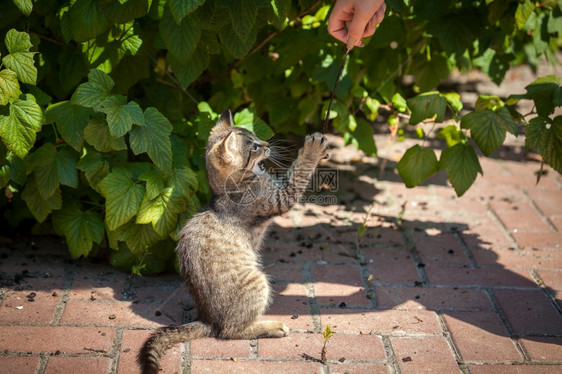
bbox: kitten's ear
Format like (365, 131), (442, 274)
(211, 109), (234, 135)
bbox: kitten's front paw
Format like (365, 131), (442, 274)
(302, 132), (329, 161)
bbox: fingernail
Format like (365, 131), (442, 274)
(346, 36), (356, 51)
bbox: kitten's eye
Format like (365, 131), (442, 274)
(252, 143), (259, 151)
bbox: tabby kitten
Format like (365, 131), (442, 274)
(138, 110), (329, 373)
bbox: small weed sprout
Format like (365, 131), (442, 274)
(321, 325), (335, 364)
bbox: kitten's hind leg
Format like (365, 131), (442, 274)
(230, 321), (289, 339)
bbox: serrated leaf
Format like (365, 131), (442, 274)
(397, 145), (439, 188)
(436, 13), (479, 57)
(439, 142), (483, 197)
(56, 148), (79, 188)
(524, 75), (562, 117)
(84, 116), (128, 152)
(438, 125), (464, 147)
(21, 178), (62, 223)
(71, 69), (115, 108)
(461, 107), (517, 156)
(99, 95), (144, 137)
(407, 92), (447, 125)
(234, 108), (274, 140)
(0, 69), (21, 105)
(515, 0), (535, 30)
(526, 116), (562, 174)
(123, 223), (164, 254)
(99, 0), (152, 23)
(136, 187), (186, 236)
(77, 149), (110, 190)
(98, 167), (146, 230)
(443, 93), (463, 113)
(344, 118), (377, 157)
(3, 29), (37, 85)
(230, 0), (257, 40)
(169, 47), (209, 88)
(411, 54), (449, 91)
(129, 108), (173, 172)
(160, 8), (201, 61)
(169, 166), (198, 198)
(168, 0), (205, 24)
(13, 0), (33, 16)
(27, 143), (78, 198)
(139, 169), (166, 200)
(219, 21), (257, 59)
(70, 0), (111, 42)
(45, 101), (92, 151)
(52, 204), (104, 258)
(0, 93), (44, 158)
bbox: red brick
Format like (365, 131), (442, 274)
(119, 329), (181, 374)
(191, 338), (250, 359)
(365, 247), (420, 284)
(390, 336), (459, 374)
(312, 265), (370, 306)
(129, 273), (192, 304)
(490, 199), (551, 233)
(0, 357), (39, 374)
(412, 232), (470, 267)
(0, 252), (67, 277)
(461, 217), (514, 252)
(0, 326), (114, 354)
(425, 267), (536, 288)
(551, 215), (562, 231)
(0, 278), (63, 323)
(190, 360), (323, 374)
(263, 240), (355, 262)
(493, 289), (562, 335)
(321, 309), (441, 334)
(472, 246), (562, 269)
(263, 283), (313, 331)
(45, 356), (111, 374)
(443, 312), (521, 362)
(469, 365), (562, 373)
(512, 232), (562, 250)
(523, 187), (562, 216)
(328, 364), (388, 374)
(520, 337), (562, 362)
(258, 333), (323, 360)
(375, 287), (492, 311)
(264, 263), (303, 283)
(327, 333), (385, 361)
(60, 300), (184, 327)
(537, 269), (562, 308)
(69, 268), (128, 301)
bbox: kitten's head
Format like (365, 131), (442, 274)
(206, 110), (270, 193)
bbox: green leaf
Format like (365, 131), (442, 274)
(71, 69), (115, 109)
(129, 108), (173, 172)
(168, 0), (205, 24)
(52, 204), (104, 259)
(3, 29), (37, 85)
(515, 0), (535, 30)
(439, 142), (483, 197)
(407, 92), (447, 125)
(99, 0), (152, 24)
(397, 145), (439, 188)
(84, 116), (128, 152)
(344, 118), (377, 157)
(0, 69), (21, 105)
(98, 167), (146, 230)
(27, 143), (58, 199)
(99, 95), (144, 137)
(139, 169), (166, 200)
(461, 107), (518, 156)
(436, 13), (479, 57)
(219, 21), (257, 59)
(169, 47), (209, 88)
(136, 187), (186, 236)
(69, 0), (111, 42)
(169, 166), (198, 198)
(45, 101), (92, 151)
(438, 125), (464, 147)
(230, 0), (257, 40)
(443, 93), (463, 113)
(0, 93), (44, 158)
(524, 75), (562, 117)
(56, 148), (79, 189)
(21, 179), (62, 223)
(411, 54), (449, 91)
(77, 149), (110, 190)
(123, 223), (164, 254)
(392, 93), (408, 113)
(234, 108), (274, 140)
(13, 0), (33, 16)
(526, 116), (562, 174)
(160, 8), (201, 61)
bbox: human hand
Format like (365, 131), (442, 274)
(328, 0), (387, 49)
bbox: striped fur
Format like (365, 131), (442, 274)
(138, 110), (328, 373)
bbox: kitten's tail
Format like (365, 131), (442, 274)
(138, 321), (212, 374)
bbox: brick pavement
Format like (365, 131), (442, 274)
(1, 134), (561, 373)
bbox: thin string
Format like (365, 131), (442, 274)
(322, 48), (351, 134)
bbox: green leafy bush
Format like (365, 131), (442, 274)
(0, 0), (560, 272)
